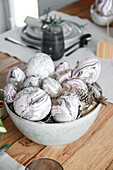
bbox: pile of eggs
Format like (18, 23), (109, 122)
(4, 53), (102, 123)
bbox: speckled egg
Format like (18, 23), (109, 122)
(13, 87), (51, 121)
(72, 58), (101, 84)
(6, 67), (26, 87)
(4, 83), (17, 103)
(51, 95), (82, 122)
(42, 77), (62, 97)
(23, 75), (41, 88)
(26, 53), (55, 79)
(55, 61), (71, 83)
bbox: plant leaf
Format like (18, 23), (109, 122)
(0, 144), (9, 155)
(0, 119), (3, 127)
(41, 15), (64, 25)
(50, 16), (53, 22)
(0, 127), (7, 133)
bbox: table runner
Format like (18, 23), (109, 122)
(0, 10), (113, 104)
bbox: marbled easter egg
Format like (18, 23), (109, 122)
(51, 95), (82, 122)
(62, 78), (88, 97)
(14, 87), (51, 121)
(55, 61), (71, 83)
(72, 58), (101, 84)
(42, 77), (62, 97)
(96, 0), (113, 16)
(26, 53), (55, 79)
(6, 67), (26, 87)
(23, 75), (41, 88)
(4, 83), (17, 103)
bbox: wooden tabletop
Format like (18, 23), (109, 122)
(0, 0), (113, 169)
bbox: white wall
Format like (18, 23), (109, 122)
(12, 0), (39, 27)
(0, 0), (39, 32)
(0, 0), (10, 33)
(38, 0), (78, 16)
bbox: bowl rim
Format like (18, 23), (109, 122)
(5, 101), (101, 125)
(90, 4), (112, 19)
(25, 158), (64, 170)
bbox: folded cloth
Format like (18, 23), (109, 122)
(0, 152), (25, 170)
(24, 16), (42, 28)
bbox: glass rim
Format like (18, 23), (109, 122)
(43, 24), (63, 34)
(25, 158), (64, 170)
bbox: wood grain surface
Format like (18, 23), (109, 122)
(0, 0), (113, 169)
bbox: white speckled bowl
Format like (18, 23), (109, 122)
(5, 101), (101, 146)
(90, 4), (113, 26)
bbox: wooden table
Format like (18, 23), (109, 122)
(0, 0), (113, 169)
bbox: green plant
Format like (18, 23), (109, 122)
(0, 119), (9, 155)
(41, 15), (64, 25)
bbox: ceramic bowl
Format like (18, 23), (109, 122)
(5, 101), (101, 146)
(90, 4), (113, 26)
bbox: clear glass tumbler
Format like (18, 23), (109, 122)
(42, 24), (64, 61)
(25, 158), (64, 170)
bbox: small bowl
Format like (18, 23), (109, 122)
(25, 158), (64, 170)
(90, 4), (113, 26)
(5, 101), (101, 146)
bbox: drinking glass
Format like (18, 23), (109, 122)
(25, 158), (64, 170)
(42, 24), (64, 61)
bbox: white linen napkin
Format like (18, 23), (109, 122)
(0, 152), (25, 170)
(0, 10), (113, 103)
(24, 16), (42, 28)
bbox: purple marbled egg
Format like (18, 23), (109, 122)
(72, 58), (101, 84)
(42, 77), (62, 97)
(6, 67), (26, 87)
(4, 83), (17, 103)
(62, 78), (88, 97)
(23, 75), (41, 88)
(51, 95), (82, 122)
(96, 0), (113, 16)
(14, 87), (51, 121)
(55, 61), (71, 83)
(26, 53), (55, 79)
